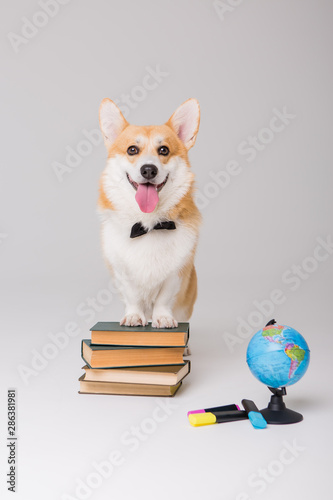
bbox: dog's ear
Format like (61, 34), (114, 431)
(167, 98), (200, 150)
(99, 99), (128, 148)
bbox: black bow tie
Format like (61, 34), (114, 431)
(130, 220), (176, 238)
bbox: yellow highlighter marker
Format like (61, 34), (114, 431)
(188, 410), (248, 427)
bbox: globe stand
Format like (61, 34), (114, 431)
(260, 387), (303, 424)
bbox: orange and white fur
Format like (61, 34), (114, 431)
(98, 98), (201, 328)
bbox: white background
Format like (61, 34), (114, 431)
(1, 1), (332, 499)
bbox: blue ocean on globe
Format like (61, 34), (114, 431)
(246, 324), (310, 388)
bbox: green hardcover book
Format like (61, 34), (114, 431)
(81, 339), (186, 369)
(89, 321), (190, 347)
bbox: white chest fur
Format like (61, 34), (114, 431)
(101, 214), (197, 289)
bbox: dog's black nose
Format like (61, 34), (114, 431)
(140, 164), (158, 180)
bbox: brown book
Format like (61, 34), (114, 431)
(90, 321), (189, 347)
(81, 339), (185, 369)
(82, 360), (190, 385)
(78, 374), (182, 396)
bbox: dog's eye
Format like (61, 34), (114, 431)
(127, 145), (139, 155)
(158, 146), (169, 156)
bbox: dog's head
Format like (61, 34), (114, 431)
(99, 99), (200, 217)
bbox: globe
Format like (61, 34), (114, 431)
(246, 323), (310, 388)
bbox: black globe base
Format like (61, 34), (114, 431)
(260, 387), (303, 425)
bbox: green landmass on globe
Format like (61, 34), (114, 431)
(262, 326), (285, 343)
(262, 325), (305, 379)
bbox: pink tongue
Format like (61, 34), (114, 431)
(135, 184), (159, 213)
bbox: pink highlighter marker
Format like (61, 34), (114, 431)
(187, 404), (240, 417)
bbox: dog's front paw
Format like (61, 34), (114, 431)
(152, 314), (178, 329)
(120, 312), (147, 327)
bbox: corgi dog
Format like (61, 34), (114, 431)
(98, 98), (201, 328)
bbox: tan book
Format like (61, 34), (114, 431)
(90, 321), (189, 347)
(82, 360), (190, 385)
(78, 374), (182, 397)
(82, 339), (185, 368)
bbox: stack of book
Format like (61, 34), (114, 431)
(79, 322), (190, 397)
